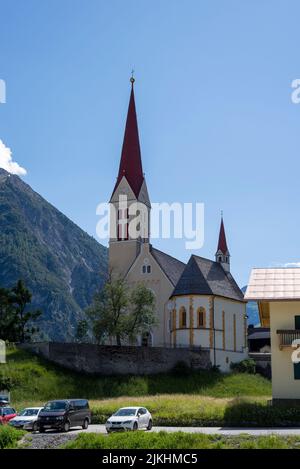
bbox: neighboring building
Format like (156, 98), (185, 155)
(108, 78), (248, 370)
(245, 268), (300, 404)
(247, 326), (270, 353)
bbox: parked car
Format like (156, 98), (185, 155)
(9, 407), (43, 431)
(0, 407), (17, 424)
(105, 407), (153, 433)
(38, 399), (91, 433)
(0, 395), (9, 407)
(0, 399), (9, 407)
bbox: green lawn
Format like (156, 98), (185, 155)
(2, 346), (270, 405)
(4, 346), (299, 428)
(63, 431), (300, 449)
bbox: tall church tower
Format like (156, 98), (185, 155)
(215, 216), (230, 272)
(109, 78), (151, 278)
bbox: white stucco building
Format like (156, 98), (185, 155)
(245, 268), (300, 404)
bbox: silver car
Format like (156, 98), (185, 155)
(9, 407), (43, 431)
(105, 406), (153, 433)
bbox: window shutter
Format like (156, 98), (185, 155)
(294, 363), (300, 380)
(295, 316), (300, 330)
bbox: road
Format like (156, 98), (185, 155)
(84, 424), (300, 436)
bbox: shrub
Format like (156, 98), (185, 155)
(63, 431), (300, 450)
(171, 361), (191, 376)
(0, 426), (24, 449)
(230, 359), (256, 374)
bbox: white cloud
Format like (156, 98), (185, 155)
(283, 262), (300, 268)
(0, 139), (27, 176)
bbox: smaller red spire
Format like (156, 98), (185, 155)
(217, 216), (229, 254)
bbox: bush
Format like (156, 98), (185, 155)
(0, 426), (24, 449)
(171, 361), (191, 376)
(63, 431), (300, 450)
(230, 359), (256, 374)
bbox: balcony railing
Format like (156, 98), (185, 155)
(277, 330), (300, 350)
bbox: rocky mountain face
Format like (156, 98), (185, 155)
(0, 168), (108, 341)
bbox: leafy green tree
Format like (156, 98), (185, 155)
(76, 320), (89, 342)
(86, 277), (156, 345)
(125, 284), (157, 342)
(0, 287), (15, 341)
(0, 280), (42, 343)
(86, 276), (128, 345)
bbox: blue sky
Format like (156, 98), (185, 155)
(1, 0), (300, 287)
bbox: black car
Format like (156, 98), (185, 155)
(38, 399), (91, 433)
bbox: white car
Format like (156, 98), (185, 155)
(105, 407), (153, 433)
(9, 407), (43, 431)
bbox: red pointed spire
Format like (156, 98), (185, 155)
(217, 216), (229, 254)
(113, 77), (144, 198)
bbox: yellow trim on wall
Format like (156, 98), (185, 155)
(222, 310), (225, 350)
(233, 313), (237, 352)
(244, 307), (247, 348)
(209, 298), (214, 348)
(172, 308), (177, 346)
(189, 297), (194, 346)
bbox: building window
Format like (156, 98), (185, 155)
(218, 256), (222, 262)
(117, 208), (129, 241)
(179, 307), (187, 328)
(142, 259), (151, 274)
(294, 316), (300, 379)
(197, 307), (206, 328)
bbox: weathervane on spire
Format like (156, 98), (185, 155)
(130, 69), (135, 85)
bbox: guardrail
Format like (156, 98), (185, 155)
(276, 330), (300, 350)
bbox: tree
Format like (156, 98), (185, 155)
(86, 275), (129, 345)
(0, 280), (42, 343)
(86, 276), (156, 345)
(0, 287), (15, 341)
(125, 284), (157, 342)
(76, 320), (89, 342)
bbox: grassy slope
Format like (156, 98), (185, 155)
(3, 347), (270, 404)
(10, 346), (300, 427)
(64, 432), (300, 449)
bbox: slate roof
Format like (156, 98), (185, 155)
(171, 255), (245, 302)
(150, 247), (186, 286)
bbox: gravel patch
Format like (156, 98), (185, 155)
(21, 431), (78, 449)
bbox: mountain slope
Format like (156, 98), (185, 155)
(0, 168), (108, 341)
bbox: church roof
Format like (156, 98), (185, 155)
(113, 79), (144, 198)
(172, 255), (244, 301)
(216, 217), (229, 254)
(150, 247), (186, 286)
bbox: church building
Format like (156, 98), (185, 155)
(109, 78), (248, 371)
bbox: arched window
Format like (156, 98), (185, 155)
(218, 256), (222, 262)
(197, 307), (206, 328)
(141, 259), (151, 274)
(179, 307), (187, 328)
